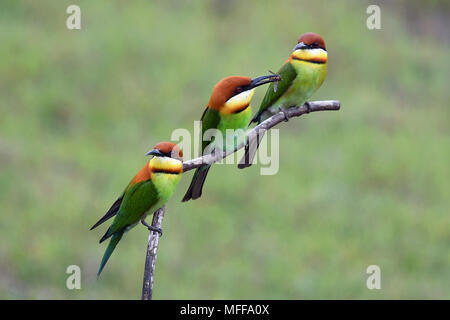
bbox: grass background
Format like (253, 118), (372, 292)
(0, 0), (449, 299)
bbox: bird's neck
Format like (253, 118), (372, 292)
(290, 48), (327, 64)
(149, 157), (183, 202)
(149, 157), (183, 174)
(219, 89), (255, 116)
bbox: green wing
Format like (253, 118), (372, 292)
(104, 180), (159, 238)
(91, 179), (135, 230)
(200, 107), (221, 152)
(96, 180), (159, 276)
(252, 62), (298, 123)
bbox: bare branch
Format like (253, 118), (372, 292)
(141, 206), (165, 300)
(182, 100), (340, 172)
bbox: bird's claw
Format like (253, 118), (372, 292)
(279, 107), (289, 122)
(148, 226), (163, 237)
(304, 101), (312, 113)
(141, 220), (163, 237)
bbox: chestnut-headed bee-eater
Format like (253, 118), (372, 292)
(91, 142), (183, 276)
(182, 75), (280, 202)
(239, 33), (327, 168)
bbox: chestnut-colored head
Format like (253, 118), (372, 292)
(208, 76), (252, 111)
(297, 32), (326, 50)
(146, 142), (183, 161)
(291, 32), (327, 64)
(208, 75), (280, 114)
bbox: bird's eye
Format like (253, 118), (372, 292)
(235, 87), (242, 94)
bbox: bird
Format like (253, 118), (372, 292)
(182, 74), (280, 202)
(91, 142), (183, 277)
(238, 32), (327, 168)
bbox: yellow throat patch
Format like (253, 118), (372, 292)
(149, 157), (183, 175)
(291, 48), (327, 64)
(220, 89), (254, 115)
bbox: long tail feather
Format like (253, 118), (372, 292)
(182, 165), (211, 202)
(97, 230), (124, 277)
(90, 196), (123, 230)
(238, 130), (265, 169)
(99, 227), (113, 243)
(250, 112), (261, 125)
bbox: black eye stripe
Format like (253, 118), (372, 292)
(159, 151), (173, 157)
(231, 86), (246, 97)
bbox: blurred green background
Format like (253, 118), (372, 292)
(0, 0), (449, 299)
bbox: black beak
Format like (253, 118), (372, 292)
(145, 149), (165, 157)
(293, 42), (308, 51)
(249, 74), (281, 89)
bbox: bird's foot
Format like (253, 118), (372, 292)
(278, 107), (289, 122)
(141, 220), (163, 237)
(304, 101), (312, 113)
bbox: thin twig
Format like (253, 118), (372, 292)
(141, 206), (165, 300)
(182, 100), (340, 172)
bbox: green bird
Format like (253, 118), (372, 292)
(91, 142), (183, 276)
(239, 32), (328, 168)
(182, 74), (280, 202)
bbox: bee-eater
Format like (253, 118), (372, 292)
(182, 74), (280, 202)
(239, 33), (327, 168)
(91, 142), (183, 276)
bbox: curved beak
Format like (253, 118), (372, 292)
(249, 74), (281, 89)
(145, 149), (165, 157)
(293, 42), (308, 51)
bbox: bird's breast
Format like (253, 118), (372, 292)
(218, 105), (252, 131)
(149, 157), (183, 201)
(151, 172), (182, 202)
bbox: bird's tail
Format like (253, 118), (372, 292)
(97, 230), (124, 277)
(182, 165), (211, 202)
(238, 130), (265, 169)
(249, 112), (261, 125)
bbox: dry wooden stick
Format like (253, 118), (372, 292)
(141, 206), (165, 300)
